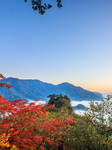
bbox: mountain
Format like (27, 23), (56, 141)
(73, 104), (86, 110)
(93, 92), (103, 97)
(0, 77), (103, 101)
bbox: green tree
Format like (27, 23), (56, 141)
(47, 94), (74, 113)
(86, 95), (112, 150)
(25, 0), (62, 15)
(64, 96), (112, 150)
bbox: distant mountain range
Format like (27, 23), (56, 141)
(0, 77), (103, 101)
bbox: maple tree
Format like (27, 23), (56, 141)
(0, 74), (74, 150)
(0, 74), (12, 88)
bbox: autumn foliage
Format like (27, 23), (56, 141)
(0, 74), (74, 150)
(0, 74), (12, 88)
(1, 74), (111, 149)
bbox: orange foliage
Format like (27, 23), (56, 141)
(0, 133), (11, 149)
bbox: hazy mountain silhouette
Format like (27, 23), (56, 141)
(73, 104), (86, 110)
(0, 77), (103, 101)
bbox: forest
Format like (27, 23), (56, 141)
(0, 74), (112, 150)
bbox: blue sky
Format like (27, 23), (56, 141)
(0, 0), (112, 93)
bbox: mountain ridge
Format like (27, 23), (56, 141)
(0, 77), (103, 101)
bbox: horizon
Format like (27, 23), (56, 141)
(1, 0), (112, 94)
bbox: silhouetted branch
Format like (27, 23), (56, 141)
(24, 0), (62, 15)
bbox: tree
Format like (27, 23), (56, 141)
(47, 94), (73, 113)
(0, 74), (74, 150)
(25, 0), (62, 15)
(0, 74), (12, 88)
(86, 96), (112, 150)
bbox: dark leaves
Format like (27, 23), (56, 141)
(57, 0), (62, 8)
(25, 0), (62, 15)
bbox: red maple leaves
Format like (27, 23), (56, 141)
(0, 74), (5, 79)
(0, 74), (74, 150)
(0, 74), (12, 88)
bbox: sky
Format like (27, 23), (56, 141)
(0, 0), (112, 94)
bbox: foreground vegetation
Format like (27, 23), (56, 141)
(0, 74), (112, 150)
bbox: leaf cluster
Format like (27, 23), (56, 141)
(24, 0), (62, 15)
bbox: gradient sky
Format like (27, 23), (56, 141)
(0, 0), (112, 94)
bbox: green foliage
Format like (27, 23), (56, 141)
(65, 117), (110, 150)
(85, 95), (112, 150)
(54, 95), (112, 150)
(47, 94), (73, 113)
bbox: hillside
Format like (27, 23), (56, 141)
(0, 78), (103, 101)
